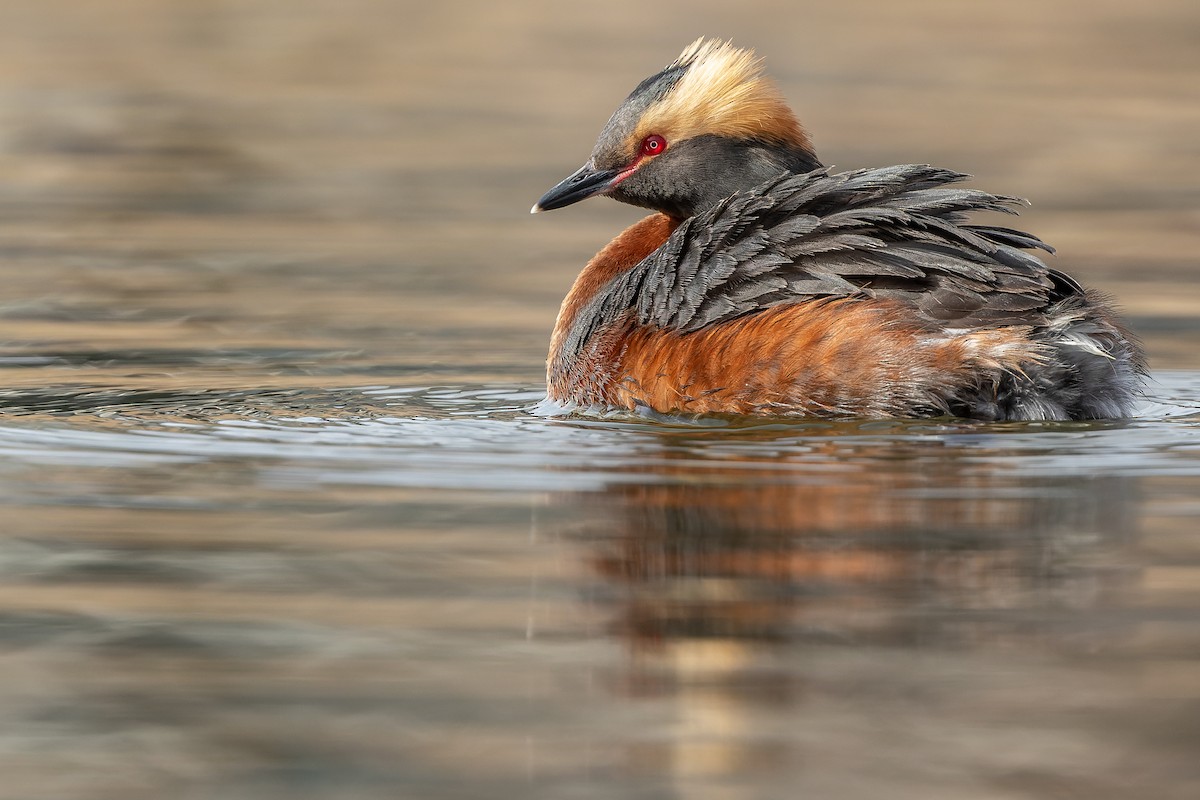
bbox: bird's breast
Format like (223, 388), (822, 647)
(548, 213), (679, 395)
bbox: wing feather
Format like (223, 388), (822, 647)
(622, 165), (1073, 334)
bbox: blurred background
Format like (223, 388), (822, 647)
(0, 2), (1198, 799)
(1, 0), (1197, 375)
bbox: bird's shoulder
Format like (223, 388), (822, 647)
(620, 164), (1072, 334)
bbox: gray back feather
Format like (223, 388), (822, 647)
(565, 165), (1067, 361)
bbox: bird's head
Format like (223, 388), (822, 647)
(532, 38), (821, 220)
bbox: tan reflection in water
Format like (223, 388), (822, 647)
(573, 436), (1136, 782)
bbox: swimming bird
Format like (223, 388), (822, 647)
(532, 39), (1145, 421)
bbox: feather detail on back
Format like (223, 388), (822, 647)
(560, 164), (1058, 360)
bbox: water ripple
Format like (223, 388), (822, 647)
(0, 374), (1196, 500)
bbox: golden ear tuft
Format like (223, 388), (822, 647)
(668, 37), (750, 72)
(635, 38), (812, 153)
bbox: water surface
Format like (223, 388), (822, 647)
(1, 376), (1198, 799)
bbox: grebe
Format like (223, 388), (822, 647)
(533, 39), (1144, 420)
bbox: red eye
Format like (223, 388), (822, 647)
(640, 134), (667, 156)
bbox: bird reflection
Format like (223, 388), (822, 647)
(564, 427), (1138, 779)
